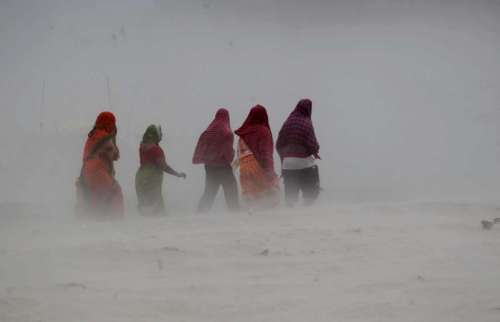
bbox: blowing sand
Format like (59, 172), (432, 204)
(1, 203), (499, 322)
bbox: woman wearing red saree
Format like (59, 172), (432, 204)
(77, 111), (123, 217)
(235, 105), (279, 209)
(193, 108), (239, 213)
(82, 111), (119, 162)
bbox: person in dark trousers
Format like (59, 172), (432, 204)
(193, 108), (240, 212)
(276, 99), (321, 207)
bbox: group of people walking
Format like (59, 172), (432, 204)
(76, 99), (321, 218)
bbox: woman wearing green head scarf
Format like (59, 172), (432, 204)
(135, 125), (186, 215)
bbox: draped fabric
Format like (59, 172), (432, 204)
(83, 111), (118, 161)
(139, 125), (167, 169)
(82, 158), (124, 215)
(135, 125), (167, 215)
(237, 139), (275, 198)
(235, 105), (276, 178)
(276, 99), (320, 162)
(80, 138), (124, 216)
(193, 108), (234, 166)
(135, 163), (164, 214)
(140, 143), (167, 168)
(77, 112), (122, 217)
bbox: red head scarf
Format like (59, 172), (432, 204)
(276, 99), (319, 161)
(83, 111), (118, 161)
(235, 105), (276, 176)
(91, 111), (117, 136)
(193, 108), (234, 165)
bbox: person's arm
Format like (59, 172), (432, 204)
(155, 147), (186, 178)
(162, 162), (186, 178)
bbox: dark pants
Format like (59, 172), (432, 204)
(282, 165), (320, 207)
(197, 165), (240, 212)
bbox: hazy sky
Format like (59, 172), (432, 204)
(1, 0), (500, 207)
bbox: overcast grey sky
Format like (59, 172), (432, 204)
(1, 0), (500, 206)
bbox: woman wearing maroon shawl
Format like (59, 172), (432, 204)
(76, 111), (123, 217)
(193, 108), (239, 212)
(235, 105), (279, 209)
(276, 99), (321, 206)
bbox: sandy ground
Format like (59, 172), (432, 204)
(1, 203), (500, 322)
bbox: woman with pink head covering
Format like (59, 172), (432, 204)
(276, 99), (321, 206)
(193, 108), (239, 212)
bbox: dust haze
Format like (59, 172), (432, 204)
(1, 1), (500, 321)
(1, 0), (500, 208)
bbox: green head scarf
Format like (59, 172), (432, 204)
(142, 125), (162, 144)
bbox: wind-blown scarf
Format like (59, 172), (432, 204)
(276, 99), (319, 162)
(193, 108), (234, 165)
(235, 105), (275, 176)
(83, 111), (117, 161)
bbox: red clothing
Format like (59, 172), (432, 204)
(140, 143), (167, 170)
(94, 111), (117, 134)
(83, 112), (118, 161)
(193, 108), (234, 165)
(235, 105), (276, 178)
(79, 112), (121, 217)
(276, 99), (320, 162)
(83, 129), (113, 161)
(82, 156), (124, 216)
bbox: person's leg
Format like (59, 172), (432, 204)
(301, 165), (321, 206)
(220, 166), (240, 212)
(283, 169), (300, 207)
(196, 165), (220, 213)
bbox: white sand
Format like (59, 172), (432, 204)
(1, 203), (499, 322)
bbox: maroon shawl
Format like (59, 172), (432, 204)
(193, 108), (235, 165)
(235, 105), (276, 176)
(276, 99), (320, 162)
